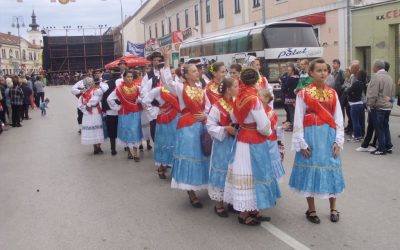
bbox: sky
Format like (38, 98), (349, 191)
(0, 0), (144, 38)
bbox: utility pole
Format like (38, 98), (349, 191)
(11, 16), (25, 74)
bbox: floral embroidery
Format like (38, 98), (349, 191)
(185, 85), (204, 102)
(305, 85), (334, 102)
(218, 98), (233, 113)
(122, 84), (137, 95)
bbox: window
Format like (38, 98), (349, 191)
(9, 49), (13, 58)
(1, 49), (6, 59)
(22, 50), (26, 60)
(234, 0), (240, 13)
(34, 52), (37, 61)
(218, 0), (224, 18)
(313, 27), (320, 43)
(206, 0), (211, 23)
(32, 39), (36, 45)
(16, 51), (19, 59)
(155, 23), (158, 38)
(185, 9), (189, 28)
(29, 52), (33, 61)
(194, 5), (199, 26)
(176, 13), (180, 30)
(168, 17), (172, 34)
(253, 0), (260, 7)
(149, 25), (152, 38)
(161, 20), (165, 36)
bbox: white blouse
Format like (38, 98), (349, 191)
(206, 105), (228, 142)
(291, 91), (344, 152)
(78, 86), (107, 115)
(142, 87), (166, 119)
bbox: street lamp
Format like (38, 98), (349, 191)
(11, 16), (25, 73)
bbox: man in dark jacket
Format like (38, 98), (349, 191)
(20, 79), (33, 120)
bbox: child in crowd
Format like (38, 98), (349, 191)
(40, 98), (50, 116)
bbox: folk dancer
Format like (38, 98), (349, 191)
(289, 59), (345, 224)
(205, 62), (225, 113)
(160, 47), (209, 208)
(206, 78), (239, 217)
(107, 70), (143, 162)
(78, 77), (109, 154)
(224, 68), (281, 226)
(142, 86), (181, 179)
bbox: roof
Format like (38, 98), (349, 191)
(0, 32), (41, 49)
(141, 0), (175, 20)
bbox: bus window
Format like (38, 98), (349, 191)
(230, 31), (249, 53)
(249, 28), (264, 52)
(203, 40), (214, 56)
(263, 25), (319, 48)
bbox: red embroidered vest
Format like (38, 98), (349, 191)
(176, 84), (205, 129)
(116, 81), (142, 115)
(82, 85), (101, 113)
(264, 105), (278, 141)
(205, 81), (221, 107)
(234, 86), (267, 144)
(157, 87), (180, 124)
(301, 83), (336, 129)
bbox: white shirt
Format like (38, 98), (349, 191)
(291, 91), (344, 151)
(206, 105), (229, 141)
(142, 87), (166, 119)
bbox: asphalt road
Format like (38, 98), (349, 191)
(0, 86), (399, 250)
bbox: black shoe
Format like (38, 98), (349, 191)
(305, 210), (320, 224)
(139, 144), (144, 152)
(16, 124), (22, 127)
(78, 129), (81, 134)
(330, 209), (340, 223)
(147, 144), (152, 151)
(111, 150), (117, 156)
(386, 149), (392, 154)
(371, 150), (386, 155)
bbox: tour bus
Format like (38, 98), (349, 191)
(179, 22), (322, 103)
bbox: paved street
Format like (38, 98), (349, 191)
(1, 86), (400, 250)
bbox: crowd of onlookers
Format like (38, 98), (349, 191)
(0, 74), (47, 134)
(280, 58), (399, 156)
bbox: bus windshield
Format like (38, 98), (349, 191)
(263, 26), (319, 48)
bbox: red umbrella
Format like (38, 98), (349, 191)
(105, 55), (150, 69)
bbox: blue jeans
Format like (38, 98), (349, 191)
(350, 104), (364, 138)
(371, 109), (392, 152)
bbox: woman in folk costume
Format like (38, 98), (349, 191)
(224, 68), (281, 226)
(142, 86), (181, 179)
(78, 77), (109, 154)
(229, 64), (244, 90)
(289, 58), (345, 224)
(205, 62), (225, 113)
(259, 89), (288, 182)
(107, 70), (143, 162)
(206, 78), (239, 217)
(248, 56), (274, 107)
(160, 47), (209, 208)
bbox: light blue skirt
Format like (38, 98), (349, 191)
(289, 124), (345, 198)
(171, 122), (210, 191)
(266, 141), (285, 182)
(153, 114), (180, 166)
(209, 136), (235, 190)
(117, 112), (143, 144)
(250, 141), (281, 209)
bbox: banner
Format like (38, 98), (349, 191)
(127, 41), (145, 57)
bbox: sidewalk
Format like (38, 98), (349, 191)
(391, 104), (400, 117)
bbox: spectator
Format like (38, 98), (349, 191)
(347, 70), (367, 142)
(4, 78), (13, 125)
(366, 59), (394, 155)
(8, 76), (24, 127)
(331, 59), (346, 112)
(34, 75), (45, 107)
(281, 63), (299, 130)
(20, 78), (33, 120)
(325, 64), (335, 87)
(0, 76), (7, 126)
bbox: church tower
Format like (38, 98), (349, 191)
(27, 10), (43, 47)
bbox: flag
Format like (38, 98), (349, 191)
(127, 41), (145, 57)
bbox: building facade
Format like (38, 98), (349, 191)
(352, 0), (400, 83)
(0, 32), (42, 75)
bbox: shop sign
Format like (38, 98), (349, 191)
(182, 27), (192, 40)
(376, 9), (400, 20)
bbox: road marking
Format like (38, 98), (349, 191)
(261, 222), (311, 250)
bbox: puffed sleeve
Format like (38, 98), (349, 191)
(250, 99), (272, 136)
(71, 80), (84, 95)
(142, 87), (161, 119)
(333, 92), (344, 149)
(291, 91), (309, 151)
(160, 67), (183, 96)
(206, 106), (226, 141)
(106, 90), (121, 112)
